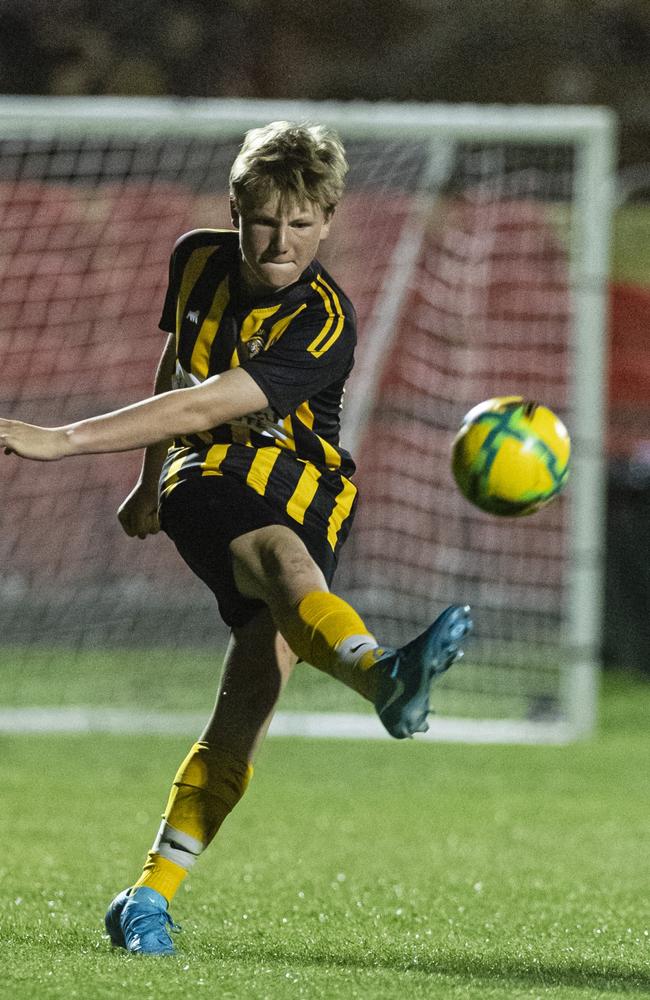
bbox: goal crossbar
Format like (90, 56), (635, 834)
(0, 95), (614, 143)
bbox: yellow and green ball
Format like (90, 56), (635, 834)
(451, 396), (571, 517)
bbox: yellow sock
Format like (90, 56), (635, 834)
(278, 591), (385, 701)
(132, 854), (189, 903)
(133, 742), (253, 902)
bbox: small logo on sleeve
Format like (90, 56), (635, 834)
(186, 310), (200, 325)
(246, 334), (265, 359)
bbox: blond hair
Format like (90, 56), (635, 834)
(229, 121), (348, 217)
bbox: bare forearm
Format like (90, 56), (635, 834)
(1, 367), (268, 462)
(67, 366), (267, 456)
(137, 335), (176, 492)
(65, 385), (227, 455)
(138, 438), (172, 493)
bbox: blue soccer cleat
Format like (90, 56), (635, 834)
(104, 888), (130, 949)
(374, 604), (473, 739)
(104, 886), (178, 955)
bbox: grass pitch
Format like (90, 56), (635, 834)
(1, 671), (648, 999)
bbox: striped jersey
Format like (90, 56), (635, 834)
(158, 229), (358, 555)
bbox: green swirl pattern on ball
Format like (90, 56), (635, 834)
(466, 403), (568, 515)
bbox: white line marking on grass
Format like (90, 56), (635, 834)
(0, 707), (573, 743)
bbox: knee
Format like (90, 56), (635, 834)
(231, 526), (318, 600)
(259, 532), (314, 583)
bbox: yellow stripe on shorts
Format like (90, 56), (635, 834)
(200, 443), (231, 476)
(246, 447), (281, 496)
(286, 464), (322, 525)
(326, 477), (357, 551)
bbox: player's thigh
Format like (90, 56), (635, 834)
(201, 605), (297, 760)
(229, 524), (327, 608)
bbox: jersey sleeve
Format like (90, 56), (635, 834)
(240, 305), (356, 418)
(158, 243), (180, 333)
(158, 229), (228, 334)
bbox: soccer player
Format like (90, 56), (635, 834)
(0, 121), (472, 955)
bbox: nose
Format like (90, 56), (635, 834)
(270, 224), (289, 254)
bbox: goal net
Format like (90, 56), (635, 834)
(0, 98), (615, 742)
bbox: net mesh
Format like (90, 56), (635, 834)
(0, 126), (578, 724)
(337, 143), (575, 720)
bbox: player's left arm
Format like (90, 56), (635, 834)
(0, 367), (269, 462)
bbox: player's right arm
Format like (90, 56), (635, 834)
(116, 333), (176, 540)
(0, 364), (269, 460)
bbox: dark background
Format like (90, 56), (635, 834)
(1, 0), (650, 166)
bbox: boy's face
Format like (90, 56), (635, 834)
(231, 190), (331, 297)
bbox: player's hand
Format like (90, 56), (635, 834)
(0, 419), (69, 461)
(117, 482), (161, 539)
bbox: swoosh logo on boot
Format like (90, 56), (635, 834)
(379, 677), (406, 713)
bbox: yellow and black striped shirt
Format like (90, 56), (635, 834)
(158, 229), (358, 555)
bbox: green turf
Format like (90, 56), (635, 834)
(1, 671), (648, 999)
(0, 645), (366, 714)
(0, 645), (560, 722)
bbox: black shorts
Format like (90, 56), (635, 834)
(159, 475), (349, 629)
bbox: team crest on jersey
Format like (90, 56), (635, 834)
(245, 334), (266, 359)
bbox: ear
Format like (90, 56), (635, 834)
(230, 198), (240, 229)
(320, 207), (334, 241)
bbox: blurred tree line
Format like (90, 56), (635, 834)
(0, 0), (649, 163)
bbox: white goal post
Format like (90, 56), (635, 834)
(0, 97), (616, 742)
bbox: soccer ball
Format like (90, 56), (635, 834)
(451, 396), (571, 516)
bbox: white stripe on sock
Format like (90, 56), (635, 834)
(335, 633), (378, 668)
(152, 821), (204, 871)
